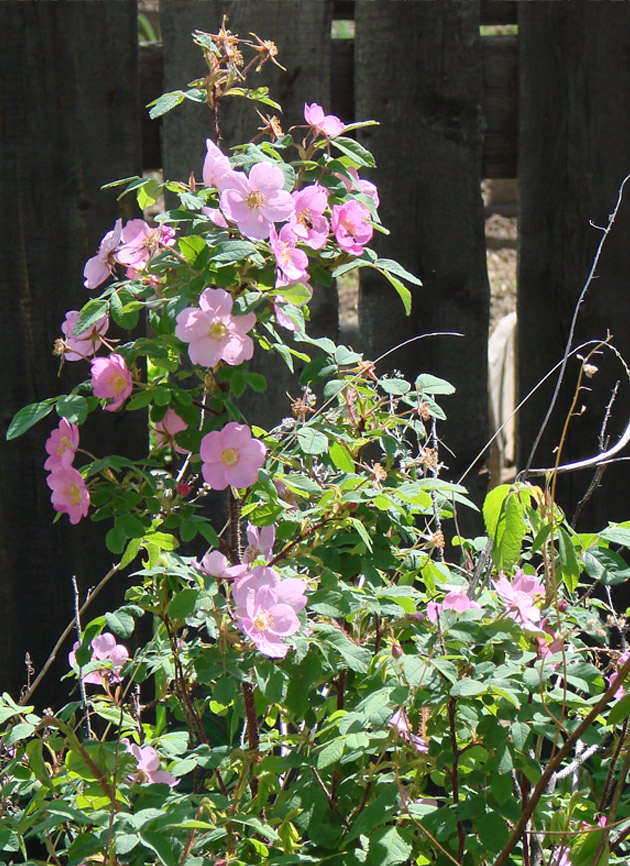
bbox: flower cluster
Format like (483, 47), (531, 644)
(44, 419), (90, 524)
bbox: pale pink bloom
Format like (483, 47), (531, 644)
(175, 287), (256, 368)
(90, 353), (133, 411)
(304, 102), (345, 138)
(116, 219), (176, 270)
(388, 708), (429, 754)
(550, 847), (571, 866)
(121, 739), (179, 787)
(46, 465), (90, 524)
(202, 206), (229, 229)
(493, 570), (545, 632)
(331, 200), (373, 256)
(44, 419), (79, 471)
(426, 591), (481, 624)
(220, 163), (294, 240)
(60, 310), (109, 361)
(232, 566), (307, 658)
(288, 184), (330, 249)
(68, 632), (128, 685)
(199, 422), (266, 490)
(202, 139), (232, 190)
(154, 409), (189, 454)
(270, 224), (309, 287)
(338, 167), (380, 208)
(198, 550), (247, 580)
(244, 522), (276, 564)
(83, 219), (122, 289)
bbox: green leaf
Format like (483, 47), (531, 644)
(297, 427), (329, 455)
(317, 624), (372, 673)
(367, 826), (412, 866)
(375, 257), (423, 287)
(379, 377), (410, 395)
(380, 270), (411, 315)
(274, 282), (313, 305)
(147, 90), (186, 119)
(483, 485), (527, 570)
(557, 527), (581, 592)
(415, 373), (456, 395)
(168, 589), (198, 619)
(317, 737), (345, 770)
(331, 135), (376, 168)
(56, 394), (88, 425)
(26, 740), (54, 789)
(139, 830), (177, 866)
(73, 299), (109, 336)
(450, 679), (486, 697)
(105, 609), (135, 638)
(600, 524), (630, 547)
(582, 548), (630, 585)
(329, 441), (354, 473)
(246, 372), (267, 392)
(6, 399), (55, 439)
(110, 291), (141, 329)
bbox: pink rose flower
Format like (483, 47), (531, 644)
(338, 167), (380, 208)
(199, 422), (267, 490)
(68, 632), (128, 686)
(90, 353), (133, 412)
(493, 570), (545, 632)
(202, 139), (232, 190)
(220, 163), (294, 240)
(232, 566), (307, 659)
(175, 288), (256, 368)
(154, 408), (189, 454)
(198, 550), (247, 580)
(244, 522), (276, 564)
(121, 739), (179, 787)
(46, 465), (90, 524)
(388, 708), (429, 754)
(201, 206), (229, 229)
(44, 419), (80, 471)
(83, 219), (122, 289)
(60, 309), (109, 361)
(304, 102), (345, 138)
(269, 224), (309, 287)
(331, 200), (373, 256)
(288, 184), (330, 249)
(426, 590), (481, 625)
(116, 219), (176, 270)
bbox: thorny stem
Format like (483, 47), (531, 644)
(242, 681), (260, 797)
(229, 490), (242, 562)
(594, 742), (630, 865)
(599, 718), (629, 815)
(71, 575), (93, 740)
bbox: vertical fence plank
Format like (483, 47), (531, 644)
(355, 1), (490, 521)
(518, 4), (630, 527)
(0, 1), (142, 700)
(160, 0), (336, 430)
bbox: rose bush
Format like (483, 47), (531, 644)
(3, 25), (630, 866)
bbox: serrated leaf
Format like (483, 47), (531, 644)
(6, 399), (56, 439)
(450, 679), (486, 697)
(415, 373), (456, 395)
(381, 271), (411, 315)
(147, 90), (185, 119)
(368, 826), (412, 866)
(73, 299), (110, 336)
(375, 257), (422, 287)
(297, 427), (329, 455)
(168, 589), (198, 619)
(26, 740), (54, 789)
(105, 609), (135, 638)
(330, 136), (376, 168)
(317, 737), (345, 770)
(56, 394), (88, 425)
(329, 441), (354, 472)
(582, 548), (630, 585)
(317, 625), (372, 673)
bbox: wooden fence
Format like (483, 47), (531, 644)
(2, 0), (630, 699)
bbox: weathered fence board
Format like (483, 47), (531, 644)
(355, 1), (490, 526)
(160, 0), (338, 430)
(517, 2), (630, 528)
(0, 1), (143, 700)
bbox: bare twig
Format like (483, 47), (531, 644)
(71, 575), (93, 739)
(19, 561), (121, 706)
(523, 173), (630, 475)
